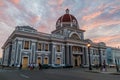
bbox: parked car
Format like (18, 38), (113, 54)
(108, 64), (116, 68)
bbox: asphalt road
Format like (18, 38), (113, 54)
(0, 69), (120, 80)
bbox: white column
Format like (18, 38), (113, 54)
(52, 44), (56, 64)
(15, 40), (19, 65)
(86, 47), (89, 65)
(31, 42), (36, 63)
(62, 45), (65, 64)
(67, 45), (69, 64)
(82, 46), (85, 64)
(18, 41), (22, 65)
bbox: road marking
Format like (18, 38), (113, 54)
(20, 74), (29, 78)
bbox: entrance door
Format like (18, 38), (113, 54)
(22, 57), (28, 68)
(44, 57), (48, 64)
(73, 55), (82, 67)
(37, 57), (41, 64)
(75, 58), (78, 66)
(56, 58), (60, 64)
(78, 56), (81, 66)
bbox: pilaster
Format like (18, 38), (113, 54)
(52, 44), (56, 64)
(31, 41), (36, 63)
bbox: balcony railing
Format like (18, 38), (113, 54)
(72, 51), (83, 54)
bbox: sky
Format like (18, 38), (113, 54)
(0, 0), (120, 58)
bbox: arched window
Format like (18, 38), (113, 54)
(73, 19), (76, 24)
(57, 20), (61, 26)
(70, 33), (80, 40)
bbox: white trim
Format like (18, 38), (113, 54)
(38, 41), (50, 44)
(51, 42), (64, 45)
(15, 37), (37, 42)
(36, 51), (50, 54)
(66, 43), (84, 47)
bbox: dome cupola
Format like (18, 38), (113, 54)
(56, 9), (79, 29)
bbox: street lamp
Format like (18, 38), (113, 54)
(98, 48), (102, 68)
(115, 48), (119, 72)
(115, 58), (119, 72)
(87, 43), (92, 70)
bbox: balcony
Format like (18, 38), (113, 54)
(72, 51), (83, 55)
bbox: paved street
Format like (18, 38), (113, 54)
(0, 68), (120, 80)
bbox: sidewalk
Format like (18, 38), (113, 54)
(86, 68), (120, 75)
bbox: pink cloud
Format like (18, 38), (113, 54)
(37, 26), (48, 33)
(30, 16), (41, 24)
(36, 18), (56, 34)
(109, 5), (120, 14)
(82, 11), (102, 21)
(10, 0), (20, 4)
(0, 1), (4, 6)
(58, 0), (64, 5)
(108, 42), (120, 48)
(82, 20), (120, 30)
(48, 0), (64, 5)
(92, 35), (120, 47)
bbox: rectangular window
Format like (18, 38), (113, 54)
(72, 47), (75, 51)
(45, 44), (48, 51)
(57, 45), (60, 52)
(38, 43), (42, 51)
(24, 41), (29, 49)
(96, 50), (99, 55)
(103, 51), (105, 55)
(93, 50), (95, 55)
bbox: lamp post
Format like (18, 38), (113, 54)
(98, 48), (102, 68)
(115, 58), (119, 72)
(87, 43), (92, 70)
(115, 48), (119, 72)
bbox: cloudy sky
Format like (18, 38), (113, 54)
(0, 0), (120, 58)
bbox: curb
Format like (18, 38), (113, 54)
(85, 70), (100, 73)
(86, 70), (120, 75)
(109, 73), (120, 75)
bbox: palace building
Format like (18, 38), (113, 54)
(2, 9), (107, 68)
